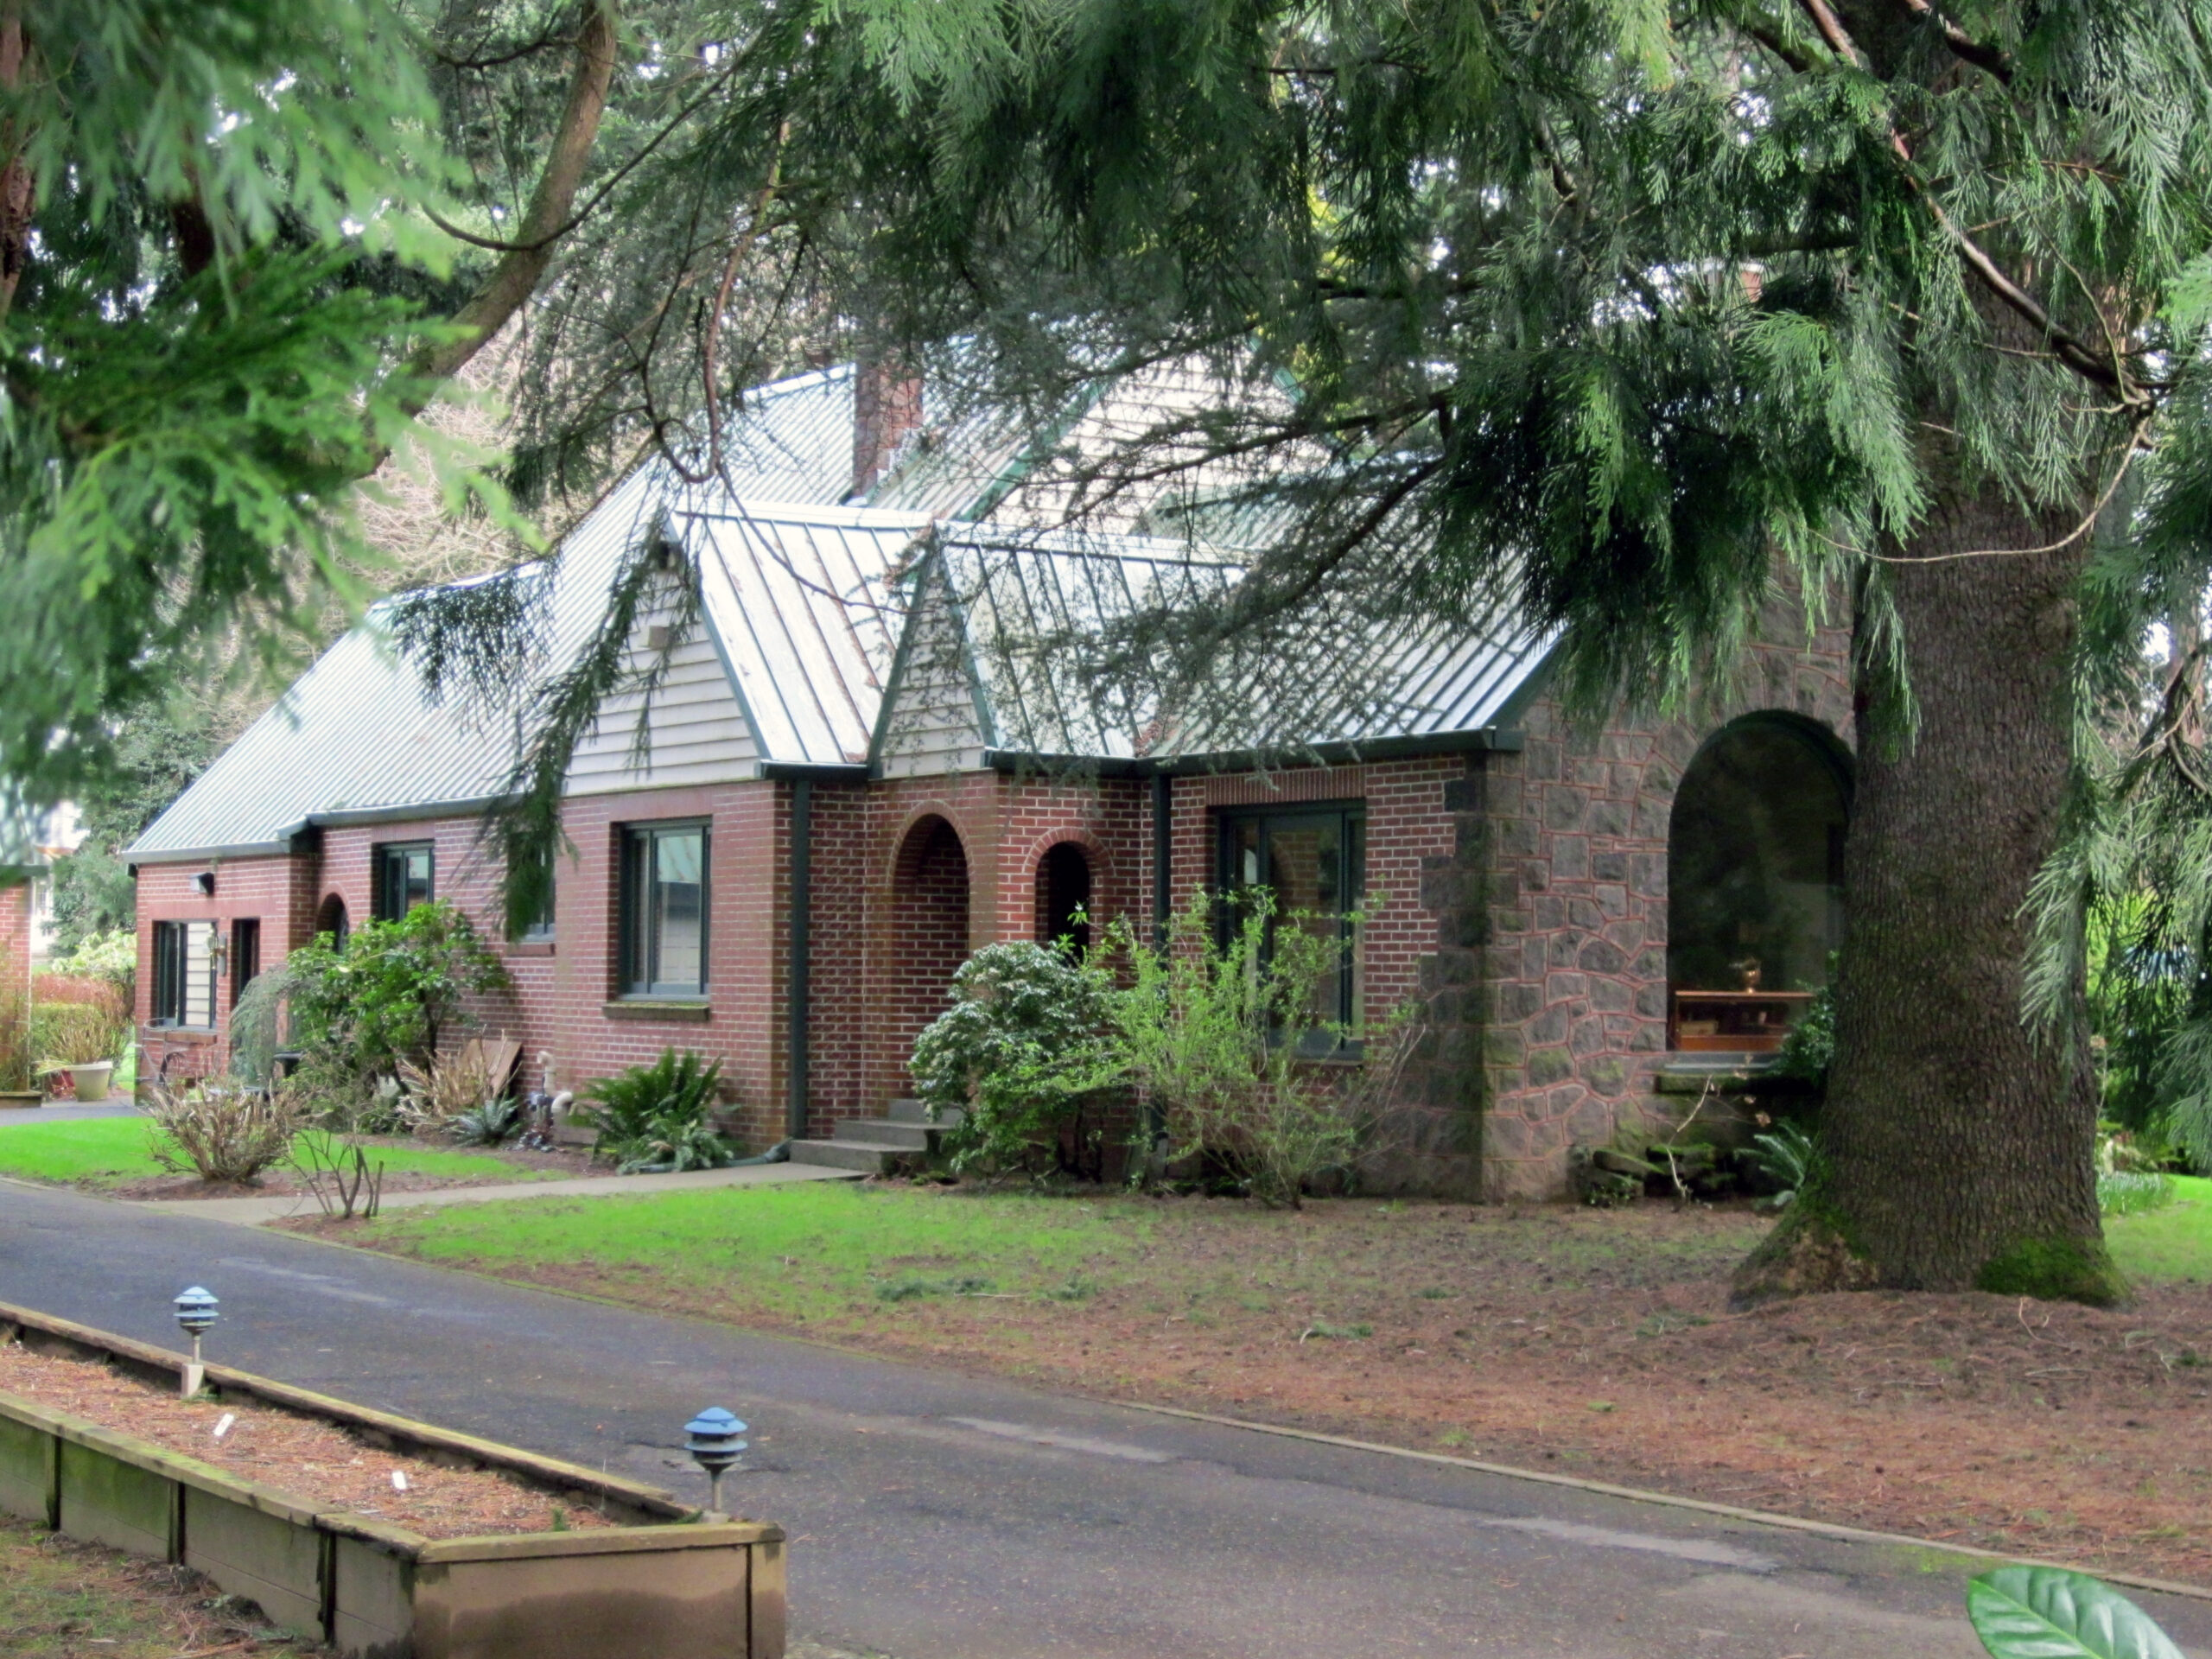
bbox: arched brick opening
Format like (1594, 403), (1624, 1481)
(1666, 713), (1851, 1052)
(891, 815), (970, 1081)
(315, 893), (349, 951)
(1033, 840), (1092, 957)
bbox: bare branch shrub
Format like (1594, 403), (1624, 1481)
(146, 1084), (309, 1185)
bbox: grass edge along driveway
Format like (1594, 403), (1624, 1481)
(0, 1116), (563, 1191)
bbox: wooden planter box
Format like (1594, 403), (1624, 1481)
(0, 1300), (783, 1659)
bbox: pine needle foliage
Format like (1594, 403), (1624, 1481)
(0, 0), (509, 827)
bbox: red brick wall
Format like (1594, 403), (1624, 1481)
(136, 853), (320, 1090)
(127, 596), (1847, 1195)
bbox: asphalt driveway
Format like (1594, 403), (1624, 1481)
(3, 1178), (2202, 1659)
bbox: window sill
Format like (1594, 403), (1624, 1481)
(145, 1026), (217, 1041)
(602, 1000), (711, 1022)
(504, 941), (556, 958)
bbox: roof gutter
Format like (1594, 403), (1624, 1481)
(982, 727), (1525, 779)
(758, 761), (870, 782)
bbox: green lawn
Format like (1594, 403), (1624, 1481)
(0, 1116), (556, 1189)
(331, 1173), (2212, 1319)
(336, 1180), (1153, 1320)
(2104, 1174), (2212, 1285)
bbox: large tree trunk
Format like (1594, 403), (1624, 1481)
(1735, 457), (2123, 1305)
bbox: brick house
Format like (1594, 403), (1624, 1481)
(127, 365), (1853, 1198)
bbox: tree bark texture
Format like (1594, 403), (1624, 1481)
(1737, 461), (2120, 1304)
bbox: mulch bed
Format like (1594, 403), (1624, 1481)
(332, 1192), (2212, 1584)
(0, 1341), (616, 1539)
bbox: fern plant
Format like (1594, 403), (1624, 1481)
(582, 1049), (736, 1173)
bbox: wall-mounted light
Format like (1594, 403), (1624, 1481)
(191, 871), (216, 896)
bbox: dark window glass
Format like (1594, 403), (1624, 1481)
(230, 918), (260, 1007)
(150, 921), (219, 1028)
(372, 842), (435, 921)
(620, 823), (709, 996)
(1216, 803), (1366, 1047)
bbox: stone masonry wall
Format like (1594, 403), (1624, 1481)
(1475, 605), (1855, 1199)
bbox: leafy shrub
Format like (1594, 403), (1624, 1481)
(146, 1083), (308, 1185)
(46, 930), (137, 1003)
(910, 941), (1117, 1178)
(1771, 974), (1836, 1088)
(32, 1000), (126, 1067)
(283, 900), (508, 1077)
(1070, 890), (1415, 1207)
(582, 1048), (735, 1173)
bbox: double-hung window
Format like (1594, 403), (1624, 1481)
(1217, 803), (1367, 1049)
(372, 842), (435, 921)
(620, 822), (709, 997)
(150, 921), (219, 1028)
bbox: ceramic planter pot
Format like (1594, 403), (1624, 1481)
(65, 1061), (114, 1103)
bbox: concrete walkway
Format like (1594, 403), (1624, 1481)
(166, 1157), (861, 1224)
(0, 1101), (148, 1123)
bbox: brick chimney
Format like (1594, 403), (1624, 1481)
(851, 356), (924, 499)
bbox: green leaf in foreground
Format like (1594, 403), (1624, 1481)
(1967, 1567), (2183, 1659)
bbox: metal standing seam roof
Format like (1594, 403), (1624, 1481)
(682, 503), (933, 767)
(130, 359), (1558, 861)
(928, 524), (1554, 762)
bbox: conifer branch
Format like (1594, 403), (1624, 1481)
(415, 0), (620, 385)
(1792, 0), (2143, 404)
(1891, 0), (2012, 85)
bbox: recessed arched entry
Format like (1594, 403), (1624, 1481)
(315, 894), (349, 952)
(1667, 714), (1850, 1052)
(891, 815), (971, 1075)
(1034, 840), (1093, 957)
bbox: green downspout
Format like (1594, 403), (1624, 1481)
(786, 777), (812, 1143)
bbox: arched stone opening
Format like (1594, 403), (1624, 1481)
(315, 894), (349, 952)
(891, 816), (970, 1077)
(1034, 840), (1092, 957)
(1667, 715), (1850, 1052)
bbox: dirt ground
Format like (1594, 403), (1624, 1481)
(0, 1509), (318, 1656)
(0, 1340), (616, 1539)
(363, 1195), (2212, 1585)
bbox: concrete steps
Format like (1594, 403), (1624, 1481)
(786, 1100), (963, 1174)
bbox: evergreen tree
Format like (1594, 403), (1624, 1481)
(789, 0), (2212, 1301)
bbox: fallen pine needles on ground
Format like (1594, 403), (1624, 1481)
(287, 1181), (2212, 1583)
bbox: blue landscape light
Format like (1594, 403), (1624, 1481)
(683, 1407), (748, 1515)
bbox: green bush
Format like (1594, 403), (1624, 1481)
(1771, 975), (1835, 1088)
(1074, 890), (1416, 1208)
(909, 941), (1118, 1179)
(582, 1048), (736, 1174)
(31, 1000), (126, 1068)
(276, 899), (508, 1077)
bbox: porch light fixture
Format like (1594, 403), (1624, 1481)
(683, 1407), (747, 1518)
(175, 1286), (218, 1397)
